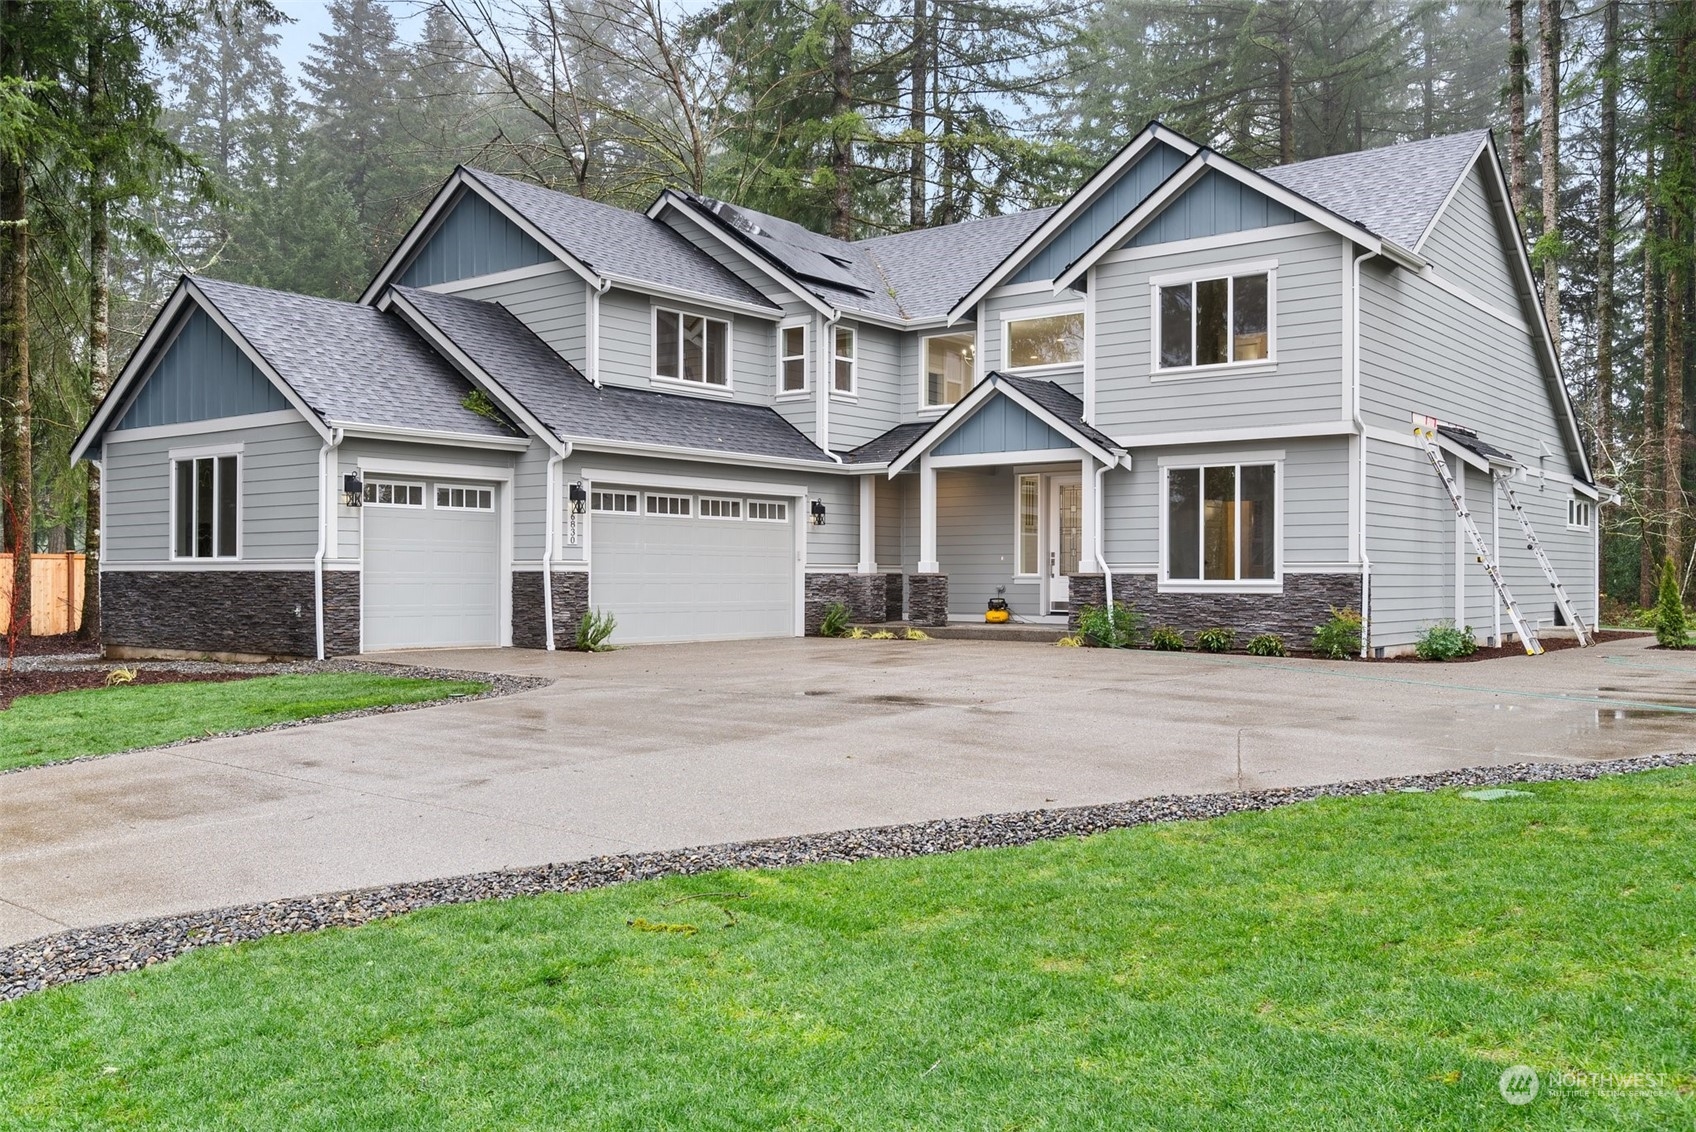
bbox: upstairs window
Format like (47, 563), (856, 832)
(1157, 270), (1271, 371)
(923, 332), (974, 409)
(780, 324), (807, 392)
(1165, 463), (1277, 583)
(173, 453), (239, 559)
(655, 307), (729, 387)
(1005, 311), (1084, 370)
(833, 326), (856, 393)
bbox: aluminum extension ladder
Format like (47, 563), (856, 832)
(1415, 426), (1543, 655)
(1492, 468), (1591, 647)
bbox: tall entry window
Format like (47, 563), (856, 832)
(1165, 462), (1276, 582)
(1016, 474), (1040, 576)
(923, 332), (974, 409)
(172, 453), (239, 559)
(1157, 270), (1271, 370)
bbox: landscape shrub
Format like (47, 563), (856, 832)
(903, 628), (931, 641)
(1245, 633), (1287, 657)
(1311, 607), (1363, 659)
(819, 601), (851, 638)
(1655, 557), (1688, 648)
(1075, 601), (1143, 648)
(574, 609), (617, 652)
(1149, 626), (1185, 651)
(1414, 621), (1476, 661)
(1194, 627), (1235, 653)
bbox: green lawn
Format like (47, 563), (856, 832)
(0, 673), (488, 771)
(2, 770), (1692, 1128)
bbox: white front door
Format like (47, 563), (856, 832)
(1048, 475), (1082, 611)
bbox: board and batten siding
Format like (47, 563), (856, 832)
(1011, 140), (1189, 284)
(1124, 168), (1299, 249)
(1101, 436), (1353, 571)
(104, 414), (323, 564)
(332, 438), (519, 563)
(1093, 225), (1347, 439)
(439, 265), (587, 372)
(398, 189), (552, 288)
(116, 308), (291, 430)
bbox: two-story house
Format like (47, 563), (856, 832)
(72, 123), (1599, 657)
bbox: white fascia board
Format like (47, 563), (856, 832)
(105, 409), (304, 444)
(1113, 420), (1355, 450)
(579, 465), (809, 498)
(1051, 153), (1210, 292)
(380, 290), (567, 456)
(355, 455), (516, 480)
(335, 422), (532, 451)
(650, 192), (836, 321)
(602, 274), (786, 322)
(70, 282), (195, 464)
(944, 124), (1202, 325)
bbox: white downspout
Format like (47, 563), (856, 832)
(541, 442), (570, 650)
(314, 427), (343, 661)
(1094, 457), (1116, 636)
(585, 278), (610, 386)
(1351, 250), (1374, 658)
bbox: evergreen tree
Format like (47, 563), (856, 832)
(1654, 556), (1686, 648)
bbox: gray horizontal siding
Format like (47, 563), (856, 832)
(117, 308), (290, 430)
(1417, 164), (1521, 307)
(935, 466), (1038, 617)
(1013, 140), (1187, 284)
(980, 290), (1084, 398)
(829, 320), (907, 450)
(445, 267), (586, 371)
(1094, 226), (1347, 437)
(399, 190), (551, 288)
(104, 415), (321, 563)
(597, 287), (779, 406)
(874, 474), (904, 567)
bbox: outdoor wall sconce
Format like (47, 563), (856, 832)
(341, 472), (363, 508)
(810, 499), (827, 526)
(568, 481), (587, 514)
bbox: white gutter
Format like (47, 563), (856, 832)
(314, 427), (343, 660)
(541, 442), (571, 649)
(1351, 249), (1374, 658)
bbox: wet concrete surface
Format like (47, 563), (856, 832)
(2, 634), (1692, 945)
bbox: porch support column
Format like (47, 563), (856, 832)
(918, 452), (939, 573)
(857, 475), (877, 573)
(1078, 455), (1100, 574)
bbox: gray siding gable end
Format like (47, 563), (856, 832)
(1126, 168), (1299, 249)
(399, 189), (552, 288)
(116, 306), (291, 430)
(935, 392), (1070, 456)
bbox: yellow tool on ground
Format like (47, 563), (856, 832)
(985, 598), (1010, 623)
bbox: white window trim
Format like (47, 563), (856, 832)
(1001, 302), (1086, 375)
(590, 489), (639, 515)
(1156, 458), (1284, 592)
(644, 492), (693, 518)
(747, 499), (789, 523)
(168, 447), (243, 562)
(831, 324), (857, 399)
(919, 329), (977, 413)
(362, 478), (427, 508)
(1149, 259), (1279, 378)
(1013, 472), (1041, 579)
(699, 495), (744, 520)
(1567, 497), (1592, 531)
(434, 484), (495, 511)
(777, 318), (809, 398)
(651, 304), (733, 393)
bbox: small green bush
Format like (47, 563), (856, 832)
(1075, 601), (1143, 648)
(819, 601), (851, 638)
(1311, 606), (1363, 660)
(1414, 621), (1476, 661)
(574, 608), (617, 652)
(1245, 633), (1287, 657)
(1149, 626), (1185, 651)
(1655, 557), (1688, 649)
(1194, 627), (1235, 653)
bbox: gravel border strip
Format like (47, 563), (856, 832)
(1, 660), (551, 777)
(4, 750), (1692, 1001)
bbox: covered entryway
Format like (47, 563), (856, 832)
(589, 484), (797, 644)
(362, 476), (502, 650)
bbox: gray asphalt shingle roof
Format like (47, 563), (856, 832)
(191, 276), (516, 438)
(839, 421), (932, 465)
(993, 373), (1120, 453)
(1260, 130), (1491, 249)
(394, 286), (835, 463)
(462, 169), (776, 310)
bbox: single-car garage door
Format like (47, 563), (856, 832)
(589, 486), (796, 644)
(362, 477), (501, 650)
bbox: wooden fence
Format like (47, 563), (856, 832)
(0, 553), (86, 636)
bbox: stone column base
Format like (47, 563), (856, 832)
(907, 573), (949, 627)
(805, 572), (903, 634)
(511, 568), (591, 649)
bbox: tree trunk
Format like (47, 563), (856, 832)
(0, 0), (30, 640)
(82, 25), (110, 642)
(1507, 0), (1527, 219)
(828, 1), (854, 240)
(1641, 134), (1662, 607)
(1596, 0), (1618, 468)
(1537, 0), (1561, 358)
(1661, 2), (1695, 577)
(907, 0), (927, 231)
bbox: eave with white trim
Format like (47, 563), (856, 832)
(885, 372), (1123, 478)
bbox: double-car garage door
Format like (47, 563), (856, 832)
(589, 485), (797, 644)
(363, 477), (501, 650)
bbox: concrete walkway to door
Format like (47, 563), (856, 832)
(2, 635), (1693, 946)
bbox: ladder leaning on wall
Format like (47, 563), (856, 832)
(1415, 424), (1566, 656)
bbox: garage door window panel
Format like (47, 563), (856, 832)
(748, 500), (788, 522)
(364, 480), (424, 507)
(700, 497), (742, 520)
(646, 493), (692, 517)
(436, 486), (494, 511)
(592, 490), (639, 514)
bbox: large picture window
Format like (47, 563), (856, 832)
(780, 324), (807, 392)
(1157, 271), (1271, 370)
(655, 307), (729, 387)
(173, 453), (239, 559)
(1005, 311), (1084, 370)
(1165, 463), (1276, 582)
(923, 333), (974, 409)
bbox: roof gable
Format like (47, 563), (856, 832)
(115, 306), (291, 431)
(397, 188), (551, 288)
(934, 391), (1071, 456)
(1011, 140), (1189, 283)
(1125, 167), (1299, 248)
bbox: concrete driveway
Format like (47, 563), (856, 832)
(3, 636), (1693, 945)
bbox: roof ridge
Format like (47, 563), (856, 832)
(1264, 129), (1490, 175)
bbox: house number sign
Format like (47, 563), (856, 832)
(565, 510), (580, 546)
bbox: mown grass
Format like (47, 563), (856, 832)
(0, 674), (487, 771)
(1, 769), (1692, 1129)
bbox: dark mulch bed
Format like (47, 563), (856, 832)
(1377, 627), (1648, 663)
(1, 633), (97, 658)
(0, 669), (250, 711)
